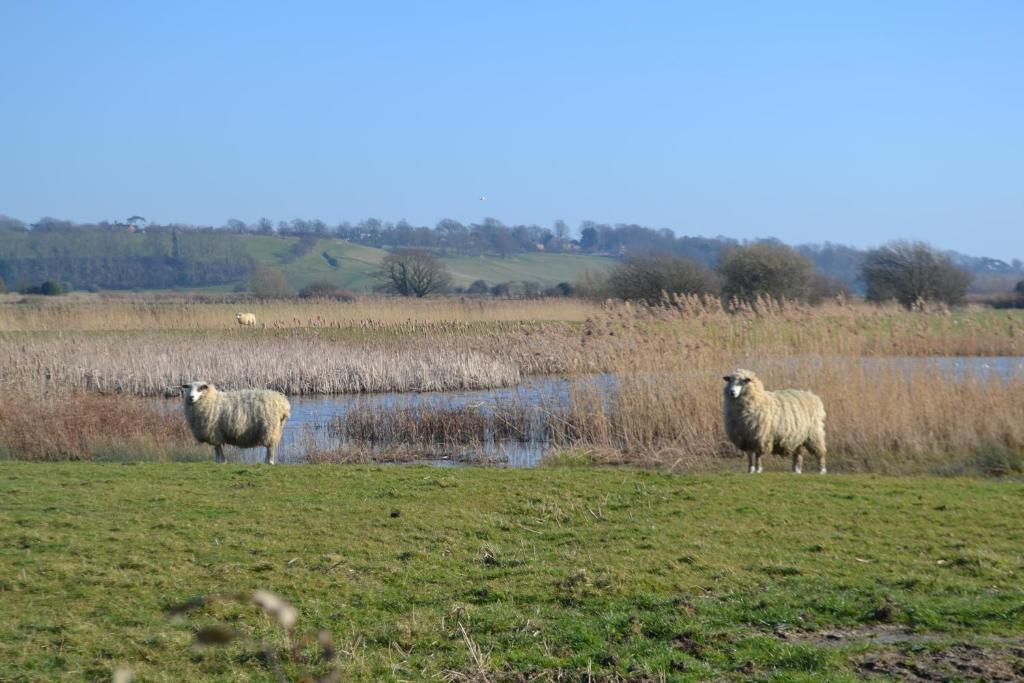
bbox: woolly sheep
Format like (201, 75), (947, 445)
(722, 369), (827, 474)
(181, 381), (291, 464)
(235, 312), (257, 327)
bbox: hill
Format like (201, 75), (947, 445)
(240, 234), (615, 292)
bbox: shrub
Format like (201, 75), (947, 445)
(718, 243), (816, 303)
(249, 266), (296, 299)
(862, 241), (973, 307)
(298, 280), (355, 300)
(466, 280), (489, 295)
(607, 255), (719, 304)
(21, 280), (63, 296)
(544, 282), (574, 297)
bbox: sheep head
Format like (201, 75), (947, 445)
(723, 369), (762, 400)
(181, 381), (215, 404)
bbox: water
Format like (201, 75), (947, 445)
(162, 356), (1022, 466)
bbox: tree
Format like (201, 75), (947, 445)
(607, 254), (719, 304)
(1015, 280), (1024, 295)
(248, 266), (295, 298)
(0, 275), (6, 294)
(861, 241), (973, 307)
(377, 249), (451, 297)
(718, 242), (817, 302)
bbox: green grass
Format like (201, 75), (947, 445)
(233, 235), (616, 292)
(2, 465), (1022, 681)
(440, 253), (616, 288)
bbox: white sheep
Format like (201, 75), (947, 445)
(722, 368), (827, 474)
(235, 312), (257, 327)
(181, 381), (291, 464)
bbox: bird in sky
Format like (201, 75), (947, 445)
(479, 196), (486, 201)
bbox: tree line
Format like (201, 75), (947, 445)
(0, 213), (1020, 296)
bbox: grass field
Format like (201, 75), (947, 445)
(1, 464), (1022, 681)
(237, 235), (615, 291)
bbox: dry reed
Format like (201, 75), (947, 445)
(0, 392), (200, 461)
(0, 295), (600, 332)
(2, 296), (1023, 472)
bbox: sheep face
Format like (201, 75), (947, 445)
(181, 381), (212, 405)
(723, 369), (759, 400)
(723, 374), (750, 399)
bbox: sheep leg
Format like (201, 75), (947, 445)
(214, 445), (226, 464)
(747, 452), (756, 474)
(792, 449), (804, 474)
(817, 451), (827, 474)
(755, 454), (764, 474)
(265, 445), (276, 465)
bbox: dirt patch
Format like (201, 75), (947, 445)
(856, 644), (1024, 682)
(775, 625), (1024, 681)
(777, 624), (1022, 648)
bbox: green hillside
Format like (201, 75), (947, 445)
(237, 235), (615, 291)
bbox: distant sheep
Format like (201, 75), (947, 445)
(181, 381), (291, 464)
(235, 312), (257, 327)
(722, 369), (827, 474)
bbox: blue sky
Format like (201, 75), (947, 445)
(1, 1), (1021, 258)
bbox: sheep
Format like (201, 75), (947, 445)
(181, 381), (291, 464)
(235, 312), (257, 327)
(722, 369), (827, 474)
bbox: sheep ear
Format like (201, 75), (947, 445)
(722, 376), (732, 382)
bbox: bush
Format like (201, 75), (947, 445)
(1016, 280), (1024, 295)
(466, 280), (489, 295)
(0, 275), (6, 293)
(248, 266), (296, 298)
(298, 280), (355, 300)
(607, 255), (719, 304)
(862, 241), (973, 308)
(21, 280), (63, 296)
(718, 243), (816, 303)
(544, 282), (574, 297)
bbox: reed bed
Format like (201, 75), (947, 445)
(0, 331), (532, 396)
(0, 295), (601, 332)
(2, 298), (1022, 398)
(0, 392), (202, 461)
(544, 358), (1024, 475)
(2, 295), (1023, 473)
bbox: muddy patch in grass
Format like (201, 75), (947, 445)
(773, 625), (1024, 681)
(856, 643), (1024, 681)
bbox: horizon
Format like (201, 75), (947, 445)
(2, 2), (1022, 261)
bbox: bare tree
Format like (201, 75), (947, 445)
(377, 249), (452, 297)
(862, 241), (973, 307)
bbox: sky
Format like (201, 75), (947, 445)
(1, 1), (1022, 259)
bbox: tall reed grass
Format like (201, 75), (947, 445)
(2, 295), (1023, 472)
(0, 295), (600, 332)
(0, 393), (203, 461)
